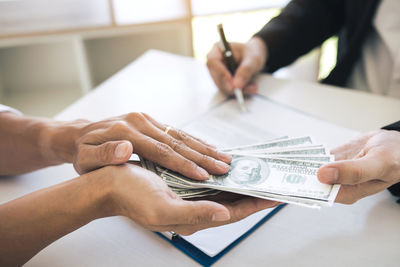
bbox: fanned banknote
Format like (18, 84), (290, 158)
(141, 136), (339, 209)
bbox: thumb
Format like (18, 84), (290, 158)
(168, 200), (231, 225)
(74, 140), (133, 174)
(318, 153), (386, 185)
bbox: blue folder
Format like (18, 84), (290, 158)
(155, 204), (286, 267)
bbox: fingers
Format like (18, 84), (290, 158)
(74, 141), (133, 174)
(141, 125), (230, 177)
(134, 135), (210, 180)
(206, 41), (262, 96)
(165, 127), (231, 163)
(169, 197), (279, 235)
(207, 44), (234, 95)
(141, 113), (217, 149)
(76, 113), (232, 180)
(164, 199), (231, 226)
(242, 82), (258, 95)
(233, 38), (266, 93)
(318, 152), (387, 185)
(137, 114), (231, 177)
(224, 197), (279, 223)
(183, 133), (217, 149)
(335, 180), (391, 204)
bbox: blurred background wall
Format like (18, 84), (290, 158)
(0, 0), (335, 117)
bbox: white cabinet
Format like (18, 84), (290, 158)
(0, 1), (192, 116)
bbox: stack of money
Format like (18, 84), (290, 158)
(141, 136), (339, 208)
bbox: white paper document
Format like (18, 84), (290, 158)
(175, 95), (357, 257)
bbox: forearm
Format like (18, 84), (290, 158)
(0, 112), (85, 175)
(0, 168), (113, 266)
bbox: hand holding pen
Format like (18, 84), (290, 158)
(216, 24), (247, 112)
(206, 26), (268, 102)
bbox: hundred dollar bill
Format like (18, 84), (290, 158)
(163, 171), (336, 208)
(228, 145), (329, 156)
(160, 169), (338, 208)
(140, 156), (157, 173)
(234, 188), (337, 208)
(271, 155), (334, 162)
(140, 136), (339, 208)
(157, 156), (326, 178)
(220, 136), (314, 152)
(157, 155), (339, 206)
(170, 187), (220, 198)
(227, 153), (334, 163)
(141, 158), (222, 198)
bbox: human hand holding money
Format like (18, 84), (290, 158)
(70, 112), (232, 180)
(318, 130), (400, 204)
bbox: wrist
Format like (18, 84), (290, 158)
(248, 36), (268, 71)
(40, 119), (89, 164)
(81, 166), (118, 219)
(100, 164), (142, 218)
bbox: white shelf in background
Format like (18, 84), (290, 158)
(2, 88), (82, 117)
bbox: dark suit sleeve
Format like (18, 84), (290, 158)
(254, 0), (345, 73)
(382, 120), (400, 132)
(382, 121), (400, 199)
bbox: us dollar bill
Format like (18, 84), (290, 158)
(157, 154), (338, 207)
(141, 136), (339, 208)
(227, 153), (334, 163)
(220, 136), (313, 152)
(170, 187), (220, 198)
(228, 145), (329, 156)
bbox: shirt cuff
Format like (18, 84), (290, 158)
(0, 104), (23, 115)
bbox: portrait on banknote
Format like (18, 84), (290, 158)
(221, 156), (270, 186)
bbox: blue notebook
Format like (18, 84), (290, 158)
(155, 204), (286, 267)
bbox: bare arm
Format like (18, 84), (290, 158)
(0, 167), (111, 266)
(0, 112), (82, 175)
(0, 112), (232, 179)
(0, 164), (277, 266)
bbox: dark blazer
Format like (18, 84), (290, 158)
(255, 0), (400, 199)
(255, 0), (380, 87)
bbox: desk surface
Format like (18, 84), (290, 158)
(2, 50), (400, 266)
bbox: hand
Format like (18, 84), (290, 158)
(206, 37), (267, 96)
(108, 164), (278, 235)
(0, 162), (277, 265)
(317, 130), (400, 204)
(69, 112), (231, 179)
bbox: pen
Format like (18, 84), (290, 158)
(160, 231), (179, 240)
(217, 24), (247, 112)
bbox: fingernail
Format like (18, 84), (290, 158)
(215, 160), (230, 172)
(115, 143), (130, 159)
(197, 166), (209, 180)
(320, 167), (338, 184)
(217, 151), (232, 163)
(212, 211), (230, 222)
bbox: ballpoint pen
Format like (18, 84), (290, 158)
(217, 23), (247, 112)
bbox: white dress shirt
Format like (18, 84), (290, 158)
(0, 104), (22, 115)
(347, 0), (400, 99)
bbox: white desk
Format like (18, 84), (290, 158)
(2, 50), (399, 266)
